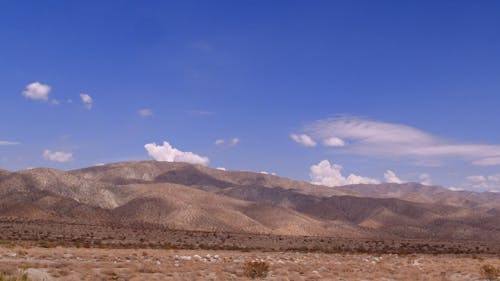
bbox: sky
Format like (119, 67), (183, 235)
(1, 0), (500, 191)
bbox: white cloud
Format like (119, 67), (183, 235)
(144, 141), (209, 166)
(472, 157), (500, 166)
(215, 138), (240, 146)
(465, 174), (500, 189)
(187, 110), (214, 116)
(466, 175), (487, 183)
(290, 134), (317, 147)
(322, 137), (345, 147)
(42, 150), (73, 162)
(0, 141), (20, 146)
(384, 170), (403, 184)
(216, 167), (226, 171)
(304, 117), (500, 166)
(80, 93), (93, 109)
(22, 82), (51, 101)
(310, 160), (380, 187)
(448, 187), (464, 191)
(138, 108), (153, 117)
(51, 99), (60, 105)
(231, 138), (240, 146)
(419, 173), (432, 185)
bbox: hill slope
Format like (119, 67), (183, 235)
(0, 161), (499, 241)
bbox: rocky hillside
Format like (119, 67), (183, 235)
(0, 161), (499, 241)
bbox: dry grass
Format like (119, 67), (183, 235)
(1, 245), (500, 280)
(243, 261), (270, 279)
(0, 271), (30, 281)
(480, 264), (500, 281)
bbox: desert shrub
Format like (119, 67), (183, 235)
(480, 264), (500, 281)
(243, 261), (270, 279)
(0, 271), (31, 281)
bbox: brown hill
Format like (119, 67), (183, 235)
(339, 182), (500, 210)
(1, 161), (499, 241)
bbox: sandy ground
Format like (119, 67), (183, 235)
(0, 246), (499, 281)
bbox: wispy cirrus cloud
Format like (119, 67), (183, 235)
(303, 117), (500, 166)
(290, 134), (317, 147)
(0, 141), (20, 146)
(214, 137), (240, 146)
(138, 108), (154, 117)
(186, 110), (214, 116)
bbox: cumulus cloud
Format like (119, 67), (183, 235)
(310, 160), (380, 187)
(215, 139), (225, 145)
(384, 170), (403, 184)
(80, 93), (93, 109)
(322, 137), (345, 147)
(419, 173), (432, 185)
(22, 82), (51, 101)
(144, 141), (209, 166)
(216, 167), (226, 171)
(138, 108), (153, 117)
(42, 150), (73, 162)
(0, 141), (20, 146)
(231, 138), (240, 146)
(304, 117), (500, 166)
(290, 134), (317, 147)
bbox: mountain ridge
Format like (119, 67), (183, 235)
(1, 161), (499, 241)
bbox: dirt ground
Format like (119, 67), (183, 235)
(1, 245), (499, 281)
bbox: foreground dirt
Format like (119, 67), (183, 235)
(0, 246), (499, 281)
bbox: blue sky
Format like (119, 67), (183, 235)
(1, 0), (500, 191)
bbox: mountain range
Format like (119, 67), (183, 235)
(1, 161), (499, 241)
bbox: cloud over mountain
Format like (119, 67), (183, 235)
(304, 117), (500, 166)
(145, 141), (209, 166)
(43, 150), (73, 162)
(384, 170), (403, 184)
(310, 160), (379, 187)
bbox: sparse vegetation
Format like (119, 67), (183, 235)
(480, 264), (500, 281)
(243, 261), (270, 279)
(0, 271), (30, 281)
